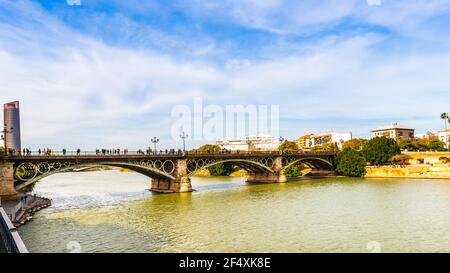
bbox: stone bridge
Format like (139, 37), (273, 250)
(0, 151), (337, 198)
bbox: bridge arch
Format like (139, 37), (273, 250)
(282, 157), (334, 172)
(187, 159), (275, 176)
(14, 161), (176, 192)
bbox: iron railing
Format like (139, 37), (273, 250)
(0, 201), (28, 253)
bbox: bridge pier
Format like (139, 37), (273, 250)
(0, 162), (17, 199)
(151, 159), (192, 193)
(151, 177), (192, 193)
(245, 156), (287, 184)
(246, 172), (287, 184)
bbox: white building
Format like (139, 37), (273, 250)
(438, 130), (450, 149)
(216, 135), (281, 151)
(371, 123), (415, 142)
(297, 132), (352, 150)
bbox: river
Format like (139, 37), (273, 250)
(18, 170), (450, 253)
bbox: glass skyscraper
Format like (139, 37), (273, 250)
(3, 101), (21, 152)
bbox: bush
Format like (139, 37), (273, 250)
(363, 137), (401, 165)
(390, 154), (412, 165)
(335, 148), (366, 177)
(439, 157), (450, 164)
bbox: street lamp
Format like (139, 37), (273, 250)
(1, 126), (13, 155)
(151, 136), (159, 155)
(180, 131), (188, 152)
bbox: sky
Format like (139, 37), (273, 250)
(1, 0), (450, 150)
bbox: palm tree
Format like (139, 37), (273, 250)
(441, 113), (449, 131)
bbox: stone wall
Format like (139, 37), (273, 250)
(366, 165), (450, 179)
(0, 162), (17, 198)
(404, 152), (450, 165)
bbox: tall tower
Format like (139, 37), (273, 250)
(3, 101), (21, 152)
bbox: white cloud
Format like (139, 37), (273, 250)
(0, 0), (449, 149)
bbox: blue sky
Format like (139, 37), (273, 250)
(1, 0), (450, 150)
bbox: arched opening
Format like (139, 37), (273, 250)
(14, 162), (175, 192)
(282, 157), (334, 178)
(187, 159), (274, 177)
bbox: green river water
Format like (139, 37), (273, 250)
(18, 170), (450, 253)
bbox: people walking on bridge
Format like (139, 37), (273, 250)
(62, 149), (66, 156)
(76, 149), (81, 156)
(38, 149), (41, 155)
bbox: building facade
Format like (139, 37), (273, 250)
(371, 123), (415, 142)
(216, 135), (281, 151)
(3, 101), (21, 152)
(438, 130), (450, 149)
(296, 132), (352, 150)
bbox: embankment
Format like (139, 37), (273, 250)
(366, 165), (450, 179)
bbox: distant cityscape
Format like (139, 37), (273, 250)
(216, 123), (450, 152)
(2, 100), (450, 153)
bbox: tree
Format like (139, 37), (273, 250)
(208, 163), (235, 176)
(363, 137), (401, 165)
(191, 144), (221, 153)
(335, 148), (366, 177)
(441, 112), (449, 131)
(399, 138), (445, 151)
(429, 139), (445, 151)
(311, 143), (339, 152)
(284, 165), (301, 177)
(342, 138), (369, 151)
(399, 139), (417, 151)
(0, 146), (4, 155)
(278, 141), (299, 152)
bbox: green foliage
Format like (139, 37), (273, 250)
(311, 142), (339, 152)
(342, 138), (369, 151)
(363, 137), (401, 165)
(429, 139), (446, 151)
(335, 148), (366, 177)
(278, 141), (299, 151)
(208, 163), (235, 176)
(192, 144), (221, 153)
(0, 146), (4, 154)
(399, 138), (446, 151)
(284, 165), (301, 177)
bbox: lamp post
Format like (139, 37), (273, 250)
(1, 126), (13, 155)
(180, 131), (188, 152)
(151, 136), (159, 155)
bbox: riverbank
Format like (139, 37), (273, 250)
(365, 165), (450, 179)
(1, 194), (52, 228)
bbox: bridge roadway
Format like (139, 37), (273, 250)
(0, 151), (337, 197)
